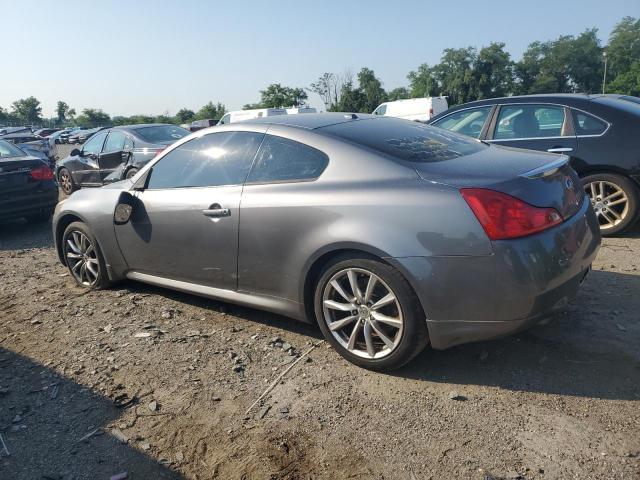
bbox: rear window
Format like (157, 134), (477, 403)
(134, 125), (189, 143)
(321, 117), (485, 163)
(0, 140), (25, 158)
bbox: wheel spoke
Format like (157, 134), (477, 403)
(363, 275), (377, 304)
(606, 208), (621, 220)
(363, 321), (375, 357)
(601, 210), (616, 226)
(371, 292), (396, 311)
(328, 315), (358, 332)
(66, 252), (81, 259)
(323, 300), (354, 312)
(86, 261), (98, 277)
(607, 197), (627, 207)
(347, 269), (363, 303)
(347, 322), (362, 351)
(330, 279), (353, 303)
(71, 260), (83, 273)
(589, 182), (597, 199)
(370, 320), (396, 349)
(603, 190), (624, 202)
(67, 238), (80, 254)
(371, 312), (403, 329)
(599, 181), (605, 198)
(85, 244), (95, 256)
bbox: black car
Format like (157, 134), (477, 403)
(68, 127), (107, 145)
(429, 94), (640, 235)
(55, 124), (189, 194)
(0, 140), (58, 223)
(189, 118), (219, 131)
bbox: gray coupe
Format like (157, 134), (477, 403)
(53, 113), (600, 370)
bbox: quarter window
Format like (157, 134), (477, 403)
(246, 135), (329, 183)
(494, 105), (566, 140)
(572, 111), (608, 136)
(147, 131), (264, 189)
(103, 131), (126, 152)
(431, 106), (492, 139)
(82, 131), (107, 155)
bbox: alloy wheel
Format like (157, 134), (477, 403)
(59, 170), (73, 194)
(65, 230), (100, 286)
(585, 180), (629, 231)
(322, 268), (404, 359)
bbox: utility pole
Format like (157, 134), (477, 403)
(602, 51), (608, 94)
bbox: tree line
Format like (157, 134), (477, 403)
(1, 16), (638, 128)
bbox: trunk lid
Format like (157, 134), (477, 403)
(414, 144), (584, 220)
(0, 156), (49, 194)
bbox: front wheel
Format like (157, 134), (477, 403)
(314, 255), (428, 371)
(58, 168), (76, 195)
(582, 173), (639, 236)
(62, 221), (111, 289)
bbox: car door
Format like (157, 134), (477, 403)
(113, 129), (265, 290)
(74, 131), (108, 186)
(487, 103), (577, 154)
(99, 131), (127, 182)
(430, 105), (495, 139)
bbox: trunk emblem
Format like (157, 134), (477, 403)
(565, 178), (574, 190)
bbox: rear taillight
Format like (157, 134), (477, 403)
(461, 188), (563, 240)
(29, 165), (54, 181)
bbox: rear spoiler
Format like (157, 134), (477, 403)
(519, 156), (569, 179)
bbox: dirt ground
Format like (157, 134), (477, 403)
(1, 177), (639, 479)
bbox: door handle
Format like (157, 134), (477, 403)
(547, 147), (573, 153)
(202, 204), (231, 218)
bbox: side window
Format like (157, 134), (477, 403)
(247, 135), (329, 183)
(219, 114), (231, 125)
(494, 105), (566, 140)
(373, 105), (387, 116)
(82, 131), (108, 155)
(103, 131), (126, 152)
(431, 106), (492, 139)
(147, 131), (263, 189)
(124, 135), (134, 150)
(572, 110), (608, 136)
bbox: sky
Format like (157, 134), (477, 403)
(1, 0), (638, 117)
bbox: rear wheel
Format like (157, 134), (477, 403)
(62, 221), (111, 289)
(58, 168), (76, 195)
(582, 173), (639, 235)
(314, 255), (428, 371)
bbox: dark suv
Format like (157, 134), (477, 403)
(429, 94), (640, 235)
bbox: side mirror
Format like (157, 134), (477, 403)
(132, 167), (152, 191)
(114, 191), (136, 225)
(70, 148), (81, 157)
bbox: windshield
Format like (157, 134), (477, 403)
(0, 140), (26, 158)
(134, 125), (189, 143)
(320, 117), (486, 163)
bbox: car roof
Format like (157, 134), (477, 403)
(241, 112), (374, 130)
(112, 123), (178, 132)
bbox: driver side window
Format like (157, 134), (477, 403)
(431, 107), (492, 139)
(82, 131), (108, 155)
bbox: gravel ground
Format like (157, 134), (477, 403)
(0, 184), (639, 479)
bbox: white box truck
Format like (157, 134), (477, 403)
(218, 108), (287, 125)
(372, 97), (448, 122)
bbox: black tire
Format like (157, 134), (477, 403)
(314, 254), (428, 371)
(125, 167), (139, 179)
(58, 167), (77, 195)
(24, 211), (53, 224)
(62, 221), (111, 289)
(582, 173), (639, 236)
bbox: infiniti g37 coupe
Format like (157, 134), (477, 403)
(53, 114), (600, 371)
(429, 94), (640, 235)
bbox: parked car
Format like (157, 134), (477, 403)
(429, 94), (640, 235)
(189, 119), (219, 132)
(68, 127), (107, 145)
(55, 123), (189, 194)
(218, 108), (287, 125)
(59, 128), (81, 144)
(34, 128), (60, 138)
(373, 97), (448, 121)
(0, 140), (58, 223)
(0, 131), (52, 166)
(52, 113), (599, 371)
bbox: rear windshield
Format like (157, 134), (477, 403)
(134, 125), (189, 143)
(0, 140), (25, 158)
(320, 117), (486, 163)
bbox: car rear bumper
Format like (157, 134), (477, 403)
(392, 198), (601, 349)
(0, 184), (58, 221)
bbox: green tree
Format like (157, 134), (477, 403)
(567, 29), (603, 93)
(244, 84), (307, 109)
(407, 64), (439, 98)
(607, 17), (640, 80)
(356, 68), (387, 112)
(336, 81), (367, 112)
(473, 42), (513, 99)
(195, 102), (226, 119)
(608, 60), (640, 95)
(432, 48), (477, 105)
(11, 96), (42, 124)
(387, 87), (409, 101)
(175, 108), (195, 124)
(76, 108), (111, 127)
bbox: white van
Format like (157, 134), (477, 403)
(372, 97), (448, 122)
(218, 108), (287, 125)
(286, 106), (317, 114)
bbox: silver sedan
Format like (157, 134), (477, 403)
(53, 114), (601, 370)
